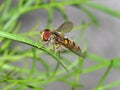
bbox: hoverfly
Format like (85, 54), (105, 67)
(40, 22), (84, 57)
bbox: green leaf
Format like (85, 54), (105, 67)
(73, 4), (99, 26)
(55, 6), (69, 21)
(97, 80), (120, 90)
(38, 57), (50, 76)
(84, 2), (120, 18)
(0, 31), (68, 72)
(86, 53), (120, 70)
(96, 60), (113, 88)
(72, 57), (84, 90)
(28, 48), (37, 77)
(45, 7), (54, 28)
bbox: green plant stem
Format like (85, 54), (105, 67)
(96, 60), (113, 88)
(0, 31), (68, 71)
(84, 2), (120, 18)
(28, 48), (37, 77)
(21, 0), (88, 14)
(72, 57), (84, 90)
(87, 53), (120, 70)
(100, 80), (120, 90)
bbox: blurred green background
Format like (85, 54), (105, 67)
(0, 0), (120, 90)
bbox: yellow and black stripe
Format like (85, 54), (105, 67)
(52, 31), (84, 57)
(59, 38), (84, 57)
(63, 38), (80, 51)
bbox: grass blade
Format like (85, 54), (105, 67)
(0, 31), (68, 71)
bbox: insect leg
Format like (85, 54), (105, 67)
(52, 43), (56, 51)
(52, 43), (61, 54)
(56, 44), (62, 49)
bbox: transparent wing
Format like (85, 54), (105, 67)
(56, 22), (73, 33)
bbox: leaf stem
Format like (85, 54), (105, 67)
(0, 31), (68, 71)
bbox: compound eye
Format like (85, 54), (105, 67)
(41, 29), (51, 41)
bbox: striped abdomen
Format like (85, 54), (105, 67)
(59, 38), (84, 57)
(51, 31), (84, 57)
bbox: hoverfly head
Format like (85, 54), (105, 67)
(40, 29), (51, 41)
